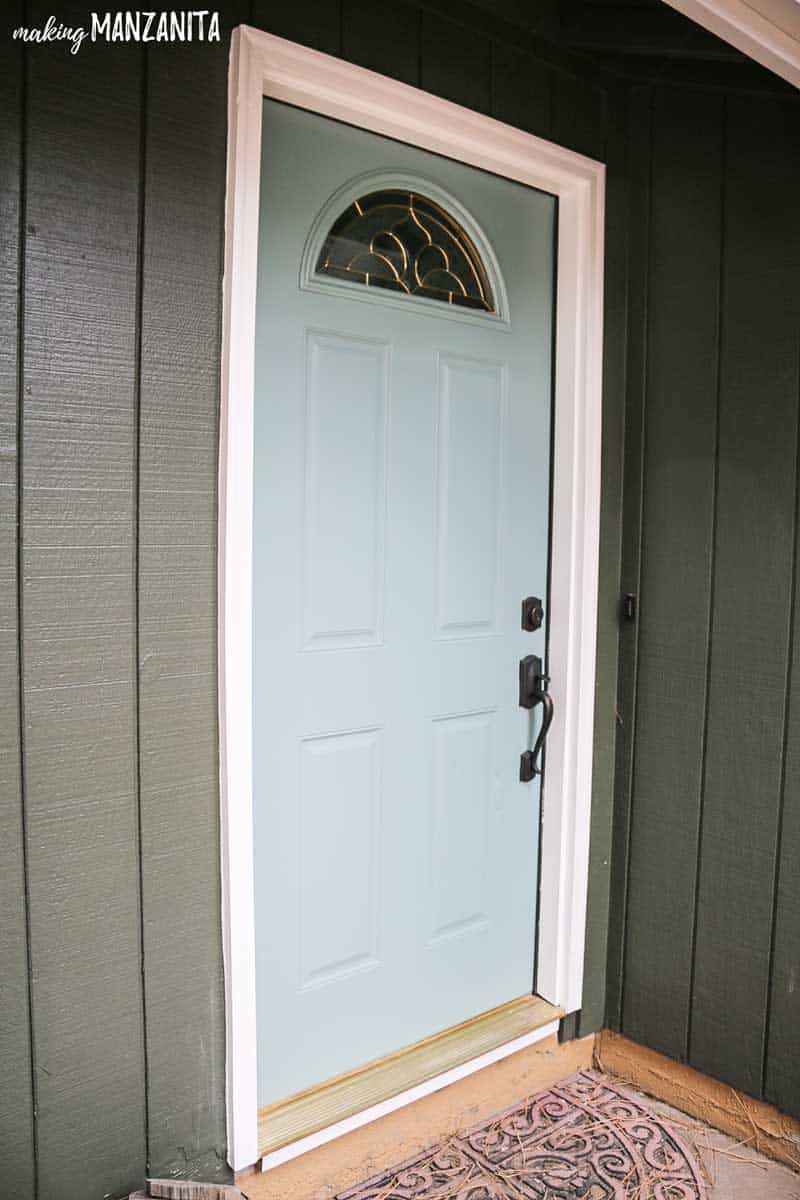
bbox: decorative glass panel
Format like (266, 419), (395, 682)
(315, 190), (496, 313)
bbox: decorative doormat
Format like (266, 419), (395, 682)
(335, 1069), (707, 1200)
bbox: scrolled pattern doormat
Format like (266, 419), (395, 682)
(336, 1069), (707, 1199)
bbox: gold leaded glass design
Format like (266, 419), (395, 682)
(315, 189), (496, 313)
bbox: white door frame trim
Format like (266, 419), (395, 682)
(219, 26), (605, 1172)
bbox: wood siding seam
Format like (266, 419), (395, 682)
(22, 14), (148, 1189)
(607, 71), (800, 1067)
(759, 99), (800, 1118)
(133, 43), (151, 1178)
(761, 318), (800, 1099)
(16, 31), (40, 1200)
(685, 92), (727, 1068)
(610, 83), (800, 1104)
(138, 25), (229, 1180)
(686, 94), (798, 1095)
(621, 86), (727, 1058)
(604, 86), (652, 1035)
(577, 85), (630, 1040)
(616, 87), (654, 1037)
(548, 69), (558, 141)
(417, 0), (545, 63)
(416, 0), (621, 97)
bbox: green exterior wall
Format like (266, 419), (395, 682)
(607, 81), (800, 1116)
(1, 2), (233, 1195)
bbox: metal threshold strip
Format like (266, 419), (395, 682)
(258, 994), (563, 1157)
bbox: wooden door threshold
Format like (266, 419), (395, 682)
(258, 994), (562, 1158)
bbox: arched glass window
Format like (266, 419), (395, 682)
(315, 189), (496, 313)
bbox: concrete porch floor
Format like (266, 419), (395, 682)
(643, 1091), (800, 1200)
(325, 1069), (800, 1200)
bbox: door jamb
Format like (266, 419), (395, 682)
(219, 25), (605, 1172)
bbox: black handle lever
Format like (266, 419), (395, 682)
(526, 690), (553, 778)
(519, 654), (554, 782)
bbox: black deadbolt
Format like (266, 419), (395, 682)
(521, 595), (544, 632)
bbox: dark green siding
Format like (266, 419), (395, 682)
(253, 0), (342, 54)
(579, 87), (629, 1036)
(0, 7), (36, 1196)
(608, 83), (800, 1109)
(23, 8), (147, 1196)
(605, 85), (652, 1035)
(342, 0), (421, 86)
(2, 4), (230, 1196)
(768, 437), (800, 1116)
(137, 38), (232, 1180)
(623, 86), (723, 1059)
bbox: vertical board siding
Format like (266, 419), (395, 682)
(623, 88), (723, 1059)
(138, 40), (231, 1181)
(765, 102), (800, 1108)
(251, 0), (343, 55)
(605, 86), (652, 1033)
(690, 95), (799, 1096)
(613, 84), (800, 1115)
(490, 42), (552, 139)
(21, 12), (147, 1197)
(767, 460), (800, 1111)
(342, 0), (421, 86)
(766, 101), (800, 1114)
(578, 87), (629, 1038)
(0, 10), (36, 1196)
(551, 70), (607, 161)
(421, 10), (492, 113)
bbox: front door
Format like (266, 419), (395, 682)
(253, 98), (555, 1109)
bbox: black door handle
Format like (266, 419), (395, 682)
(518, 654), (554, 782)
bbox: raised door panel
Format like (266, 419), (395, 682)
(299, 728), (382, 990)
(303, 332), (389, 651)
(429, 709), (496, 944)
(435, 356), (506, 638)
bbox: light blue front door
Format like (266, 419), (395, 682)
(253, 99), (555, 1108)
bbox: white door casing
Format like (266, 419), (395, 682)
(219, 26), (605, 1172)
